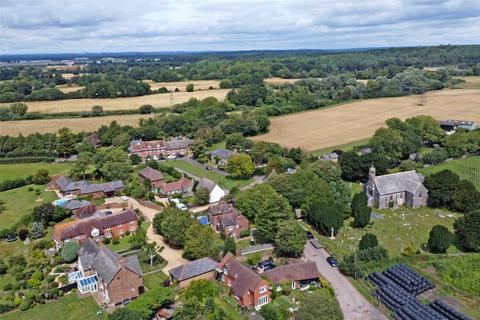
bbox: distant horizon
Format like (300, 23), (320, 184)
(1, 44), (478, 59)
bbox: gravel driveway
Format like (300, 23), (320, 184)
(303, 243), (388, 320)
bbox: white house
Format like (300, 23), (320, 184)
(198, 177), (226, 203)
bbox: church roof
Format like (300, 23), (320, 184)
(373, 170), (425, 195)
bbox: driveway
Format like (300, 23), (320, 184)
(182, 157), (228, 176)
(105, 197), (188, 273)
(303, 243), (388, 320)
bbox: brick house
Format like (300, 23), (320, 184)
(52, 209), (138, 249)
(129, 138), (192, 160)
(84, 133), (102, 148)
(68, 239), (144, 307)
(168, 257), (218, 289)
(263, 261), (320, 291)
(208, 201), (249, 239)
(158, 176), (193, 196)
(138, 167), (165, 189)
(218, 254), (271, 309)
(48, 176), (124, 199)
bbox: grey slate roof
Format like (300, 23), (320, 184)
(373, 171), (425, 196)
(199, 177), (217, 193)
(125, 256), (143, 277)
(165, 139), (192, 150)
(209, 148), (233, 159)
(79, 239), (100, 270)
(93, 247), (122, 284)
(64, 200), (91, 210)
(169, 257), (217, 281)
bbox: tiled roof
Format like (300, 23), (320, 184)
(199, 177), (217, 193)
(165, 139), (192, 150)
(139, 167), (164, 181)
(160, 176), (192, 193)
(208, 201), (236, 216)
(209, 148), (233, 159)
(263, 261), (320, 285)
(64, 200), (91, 210)
(52, 176), (123, 195)
(130, 139), (166, 152)
(373, 171), (425, 196)
(169, 257), (217, 281)
(218, 254), (263, 298)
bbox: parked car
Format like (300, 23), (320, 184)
(121, 195), (129, 201)
(167, 154), (177, 160)
(176, 203), (187, 211)
(206, 166), (213, 170)
(5, 234), (17, 242)
(257, 259), (276, 272)
(305, 230), (314, 240)
(326, 256), (338, 267)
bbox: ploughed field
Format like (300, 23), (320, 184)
(0, 88), (229, 113)
(252, 89), (480, 151)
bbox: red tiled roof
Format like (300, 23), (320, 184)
(263, 261), (320, 285)
(139, 167), (164, 182)
(218, 254), (263, 298)
(130, 140), (166, 153)
(160, 176), (192, 193)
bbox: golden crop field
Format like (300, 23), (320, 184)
(144, 79), (221, 91)
(0, 89), (229, 113)
(0, 114), (151, 135)
(55, 84), (84, 93)
(264, 77), (301, 85)
(252, 89), (480, 151)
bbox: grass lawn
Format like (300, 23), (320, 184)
(163, 159), (253, 189)
(2, 292), (101, 320)
(0, 184), (58, 228)
(0, 162), (73, 183)
(452, 76), (480, 89)
(309, 137), (371, 157)
(207, 141), (226, 151)
(143, 271), (169, 290)
(215, 295), (244, 320)
(418, 156), (480, 190)
(106, 222), (150, 252)
(302, 206), (461, 259)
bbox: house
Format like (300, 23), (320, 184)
(208, 148), (234, 166)
(129, 138), (192, 160)
(263, 262), (320, 291)
(364, 166), (428, 209)
(218, 254), (271, 309)
(198, 177), (226, 203)
(320, 152), (339, 163)
(68, 239), (143, 307)
(439, 119), (478, 132)
(84, 133), (102, 148)
(138, 167), (164, 188)
(358, 147), (373, 156)
(208, 201), (249, 239)
(52, 208), (138, 248)
(72, 203), (97, 220)
(168, 257), (218, 289)
(158, 176), (193, 196)
(48, 176), (124, 199)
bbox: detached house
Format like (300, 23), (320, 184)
(208, 148), (234, 166)
(138, 167), (165, 189)
(218, 254), (271, 309)
(52, 209), (138, 248)
(263, 262), (320, 291)
(364, 166), (428, 209)
(208, 201), (249, 239)
(68, 239), (144, 307)
(129, 138), (192, 160)
(158, 176), (193, 196)
(198, 177), (226, 203)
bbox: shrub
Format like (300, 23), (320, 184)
(19, 300), (30, 311)
(47, 275), (57, 283)
(31, 270), (44, 281)
(18, 229), (29, 241)
(428, 225), (453, 253)
(239, 229), (251, 237)
(3, 283), (13, 291)
(359, 233), (378, 250)
(260, 303), (281, 320)
(112, 237), (120, 245)
(0, 260), (7, 275)
(0, 301), (15, 313)
(103, 237), (111, 244)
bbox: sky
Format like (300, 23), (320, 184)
(1, 0), (479, 54)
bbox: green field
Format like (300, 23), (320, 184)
(0, 184), (58, 228)
(163, 159), (253, 189)
(309, 137), (371, 157)
(418, 156), (480, 190)
(302, 206), (461, 259)
(0, 162), (73, 183)
(2, 292), (100, 320)
(143, 271), (169, 290)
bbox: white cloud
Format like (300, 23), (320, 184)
(0, 0), (479, 54)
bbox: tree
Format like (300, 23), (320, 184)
(260, 303), (281, 320)
(56, 127), (76, 157)
(351, 192), (371, 228)
(359, 233), (378, 250)
(295, 290), (343, 320)
(108, 308), (144, 320)
(306, 199), (343, 236)
(226, 153), (255, 178)
(32, 169), (50, 184)
(30, 221), (45, 239)
(184, 279), (219, 302)
(454, 210), (480, 252)
(91, 105), (104, 116)
(70, 152), (91, 180)
(399, 159), (417, 172)
(224, 236), (236, 255)
(275, 221), (307, 257)
(424, 169), (460, 208)
(9, 102), (28, 117)
(427, 225), (452, 253)
(126, 286), (174, 319)
(370, 127), (405, 161)
(139, 104), (155, 114)
(184, 224), (220, 260)
(18, 229), (29, 241)
(451, 180), (480, 213)
(144, 242), (162, 266)
(194, 187), (210, 205)
(61, 241), (80, 262)
(160, 210), (194, 248)
(186, 83), (194, 92)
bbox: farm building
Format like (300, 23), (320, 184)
(364, 166), (428, 209)
(439, 119), (478, 132)
(48, 176), (124, 199)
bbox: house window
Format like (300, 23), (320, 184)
(259, 286), (267, 294)
(257, 295), (268, 306)
(118, 228), (123, 235)
(228, 226), (234, 231)
(105, 232), (112, 238)
(130, 221), (135, 224)
(291, 281), (296, 290)
(129, 226), (136, 232)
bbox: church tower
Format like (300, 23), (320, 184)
(369, 165), (376, 181)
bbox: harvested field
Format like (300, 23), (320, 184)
(55, 84), (84, 93)
(0, 89), (229, 113)
(144, 79), (220, 91)
(265, 77), (301, 85)
(0, 114), (150, 135)
(252, 89), (480, 151)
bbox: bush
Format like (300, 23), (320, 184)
(31, 270), (44, 281)
(359, 233), (378, 250)
(428, 225), (453, 253)
(260, 303), (281, 320)
(18, 229), (29, 241)
(47, 275), (57, 283)
(239, 229), (251, 237)
(112, 237), (120, 245)
(19, 300), (30, 311)
(103, 237), (111, 244)
(3, 283), (13, 291)
(0, 301), (15, 313)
